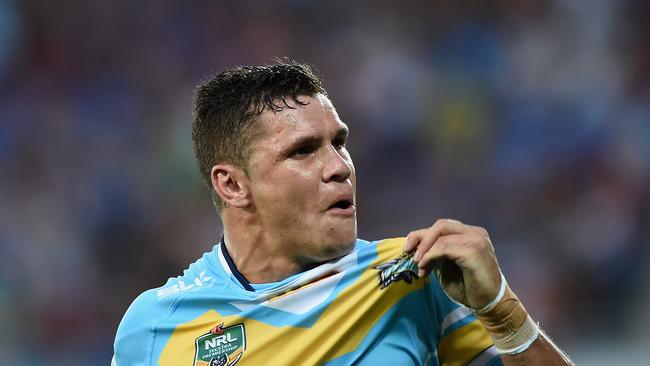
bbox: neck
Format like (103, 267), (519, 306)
(221, 211), (304, 284)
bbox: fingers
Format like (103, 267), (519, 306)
(404, 218), (468, 258)
(404, 228), (427, 253)
(404, 219), (500, 308)
(416, 233), (474, 277)
(404, 219), (494, 276)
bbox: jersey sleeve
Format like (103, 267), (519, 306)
(113, 289), (170, 366)
(429, 278), (503, 366)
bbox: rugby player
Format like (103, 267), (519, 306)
(113, 60), (573, 366)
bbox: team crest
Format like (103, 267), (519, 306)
(194, 323), (246, 366)
(375, 252), (419, 289)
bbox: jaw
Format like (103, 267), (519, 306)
(255, 209), (358, 264)
(316, 217), (358, 258)
(298, 237), (357, 265)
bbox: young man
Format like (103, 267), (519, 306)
(113, 60), (573, 365)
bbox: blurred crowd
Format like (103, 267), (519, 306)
(1, 0), (649, 364)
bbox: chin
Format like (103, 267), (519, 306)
(323, 230), (357, 259)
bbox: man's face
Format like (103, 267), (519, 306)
(245, 93), (357, 263)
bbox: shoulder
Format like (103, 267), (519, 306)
(113, 287), (169, 365)
(113, 246), (222, 365)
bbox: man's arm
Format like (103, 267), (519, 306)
(500, 329), (574, 365)
(404, 219), (574, 366)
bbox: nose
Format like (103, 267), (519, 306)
(322, 145), (353, 183)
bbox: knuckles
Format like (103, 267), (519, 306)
(466, 223), (488, 236)
(430, 218), (445, 230)
(414, 220), (493, 257)
(469, 232), (490, 251)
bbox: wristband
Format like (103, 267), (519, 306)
(493, 315), (540, 355)
(474, 277), (540, 355)
(473, 272), (507, 314)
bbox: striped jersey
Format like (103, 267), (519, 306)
(113, 238), (502, 366)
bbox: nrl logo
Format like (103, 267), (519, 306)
(375, 252), (419, 289)
(194, 323), (246, 366)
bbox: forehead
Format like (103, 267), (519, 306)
(252, 94), (346, 146)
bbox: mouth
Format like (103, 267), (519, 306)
(327, 198), (356, 216)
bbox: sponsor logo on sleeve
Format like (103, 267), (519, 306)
(157, 271), (215, 299)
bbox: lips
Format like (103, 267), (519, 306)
(329, 199), (353, 210)
(326, 195), (355, 216)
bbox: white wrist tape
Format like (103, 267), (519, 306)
(471, 273), (540, 355)
(473, 273), (507, 314)
(493, 315), (540, 355)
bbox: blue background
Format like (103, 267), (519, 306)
(0, 0), (648, 364)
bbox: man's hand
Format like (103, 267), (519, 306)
(405, 218), (574, 365)
(404, 218), (502, 310)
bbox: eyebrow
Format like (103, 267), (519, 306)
(280, 125), (349, 157)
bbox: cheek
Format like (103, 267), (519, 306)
(258, 167), (318, 209)
(288, 169), (320, 204)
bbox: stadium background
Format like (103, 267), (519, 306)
(1, 0), (649, 364)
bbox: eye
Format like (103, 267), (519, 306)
(290, 144), (317, 158)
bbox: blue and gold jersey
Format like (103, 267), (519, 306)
(113, 238), (501, 366)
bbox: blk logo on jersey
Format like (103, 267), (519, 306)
(194, 323), (246, 366)
(375, 252), (419, 289)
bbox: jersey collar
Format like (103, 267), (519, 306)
(219, 237), (255, 291)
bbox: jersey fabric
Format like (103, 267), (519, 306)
(113, 238), (502, 366)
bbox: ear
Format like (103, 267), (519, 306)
(210, 164), (252, 208)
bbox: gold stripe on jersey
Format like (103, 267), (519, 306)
(437, 319), (493, 366)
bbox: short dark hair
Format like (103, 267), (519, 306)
(192, 59), (326, 211)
